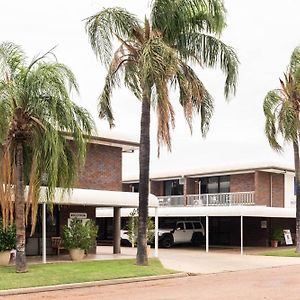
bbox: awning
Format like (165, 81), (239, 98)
(39, 188), (159, 208)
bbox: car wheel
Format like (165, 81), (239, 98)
(161, 234), (174, 248)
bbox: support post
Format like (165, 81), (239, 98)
(113, 207), (121, 254)
(154, 207), (159, 257)
(241, 215), (243, 255)
(206, 216), (209, 253)
(42, 202), (46, 264)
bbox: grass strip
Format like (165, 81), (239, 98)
(0, 258), (175, 290)
(262, 248), (300, 257)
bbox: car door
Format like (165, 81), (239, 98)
(184, 222), (195, 242)
(173, 221), (186, 243)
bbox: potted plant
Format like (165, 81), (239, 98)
(62, 218), (98, 261)
(0, 221), (16, 266)
(270, 228), (283, 248)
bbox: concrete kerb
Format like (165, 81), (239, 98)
(0, 272), (188, 296)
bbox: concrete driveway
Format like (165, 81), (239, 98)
(157, 247), (300, 274)
(96, 246), (300, 274)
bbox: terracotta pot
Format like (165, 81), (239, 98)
(271, 240), (278, 248)
(69, 248), (85, 261)
(0, 251), (11, 266)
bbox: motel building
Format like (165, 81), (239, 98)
(19, 133), (297, 259)
(119, 163), (297, 253)
(23, 134), (159, 261)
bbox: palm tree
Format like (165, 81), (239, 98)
(85, 0), (238, 265)
(0, 42), (94, 272)
(263, 46), (300, 252)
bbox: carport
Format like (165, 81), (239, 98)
(154, 206), (296, 254)
(39, 188), (159, 263)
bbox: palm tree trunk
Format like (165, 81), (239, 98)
(136, 91), (150, 266)
(15, 140), (27, 272)
(294, 141), (300, 252)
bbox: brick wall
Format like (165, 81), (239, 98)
(75, 143), (122, 191)
(185, 178), (197, 195)
(150, 180), (164, 196)
(255, 171), (271, 206)
(230, 173), (255, 193)
(122, 183), (132, 192)
(271, 174), (284, 207)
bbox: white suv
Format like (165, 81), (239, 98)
(158, 220), (205, 248)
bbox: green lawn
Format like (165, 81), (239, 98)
(262, 248), (300, 257)
(0, 259), (175, 290)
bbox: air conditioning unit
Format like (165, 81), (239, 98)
(179, 177), (185, 185)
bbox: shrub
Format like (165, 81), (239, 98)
(270, 227), (284, 242)
(0, 220), (16, 252)
(62, 218), (98, 252)
(127, 209), (155, 246)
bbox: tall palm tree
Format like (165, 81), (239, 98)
(263, 46), (300, 252)
(85, 0), (238, 265)
(0, 42), (94, 272)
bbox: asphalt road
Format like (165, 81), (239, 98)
(4, 264), (300, 300)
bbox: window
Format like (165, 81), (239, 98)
(200, 176), (230, 194)
(185, 222), (193, 230)
(164, 179), (184, 196)
(176, 222), (184, 230)
(131, 183), (139, 193)
(193, 222), (201, 229)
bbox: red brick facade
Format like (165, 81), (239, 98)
(150, 180), (164, 196)
(230, 173), (255, 193)
(185, 177), (197, 195)
(271, 173), (284, 207)
(75, 143), (122, 191)
(255, 171), (271, 206)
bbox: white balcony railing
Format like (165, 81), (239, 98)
(158, 192), (255, 207)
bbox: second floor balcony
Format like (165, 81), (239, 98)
(158, 191), (255, 207)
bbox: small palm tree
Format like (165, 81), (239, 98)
(263, 46), (300, 252)
(85, 0), (238, 265)
(0, 42), (94, 272)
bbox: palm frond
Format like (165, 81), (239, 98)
(182, 33), (238, 97)
(85, 7), (141, 66)
(151, 0), (226, 44)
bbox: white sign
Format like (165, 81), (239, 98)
(283, 229), (293, 245)
(69, 212), (87, 219)
(261, 221), (267, 229)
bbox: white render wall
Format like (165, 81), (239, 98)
(284, 172), (296, 208)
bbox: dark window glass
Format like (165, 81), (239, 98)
(208, 177), (219, 194)
(176, 222), (184, 230)
(193, 222), (201, 229)
(164, 180), (183, 195)
(200, 176), (230, 194)
(132, 183), (139, 193)
(185, 222), (193, 229)
(219, 176), (230, 193)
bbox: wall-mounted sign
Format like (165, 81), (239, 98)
(261, 220), (267, 229)
(69, 212), (87, 219)
(283, 229), (293, 245)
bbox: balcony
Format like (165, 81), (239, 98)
(158, 192), (255, 207)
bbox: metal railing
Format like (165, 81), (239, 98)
(158, 192), (255, 207)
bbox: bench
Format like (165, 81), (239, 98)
(51, 237), (64, 255)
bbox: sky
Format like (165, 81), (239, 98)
(1, 0), (300, 177)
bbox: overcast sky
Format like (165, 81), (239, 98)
(1, 0), (299, 177)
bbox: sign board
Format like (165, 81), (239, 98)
(261, 221), (267, 229)
(69, 212), (87, 219)
(283, 229), (293, 245)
